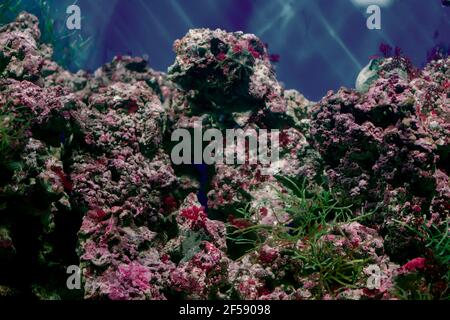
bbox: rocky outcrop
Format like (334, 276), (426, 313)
(0, 13), (448, 300)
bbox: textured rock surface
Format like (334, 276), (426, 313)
(311, 56), (449, 263)
(0, 13), (448, 300)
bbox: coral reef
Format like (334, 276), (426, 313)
(312, 56), (449, 262)
(0, 13), (448, 300)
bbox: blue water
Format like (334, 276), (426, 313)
(8, 0), (450, 100)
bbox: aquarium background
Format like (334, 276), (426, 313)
(2, 0), (450, 100)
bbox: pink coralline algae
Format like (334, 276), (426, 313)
(400, 257), (427, 273)
(181, 206), (207, 223)
(107, 262), (152, 300)
(168, 28), (287, 115)
(0, 13), (448, 300)
(311, 56), (449, 263)
(259, 245), (279, 264)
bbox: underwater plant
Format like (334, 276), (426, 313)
(226, 177), (380, 298)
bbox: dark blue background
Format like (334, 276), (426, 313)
(12, 0), (450, 100)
